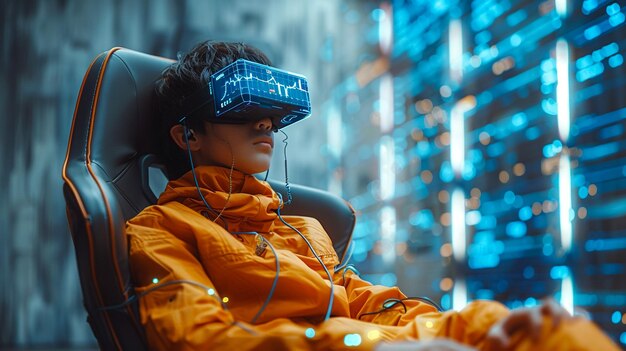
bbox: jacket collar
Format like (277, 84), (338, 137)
(158, 166), (281, 232)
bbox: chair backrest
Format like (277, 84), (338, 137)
(62, 48), (356, 350)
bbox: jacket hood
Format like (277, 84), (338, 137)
(158, 165), (281, 232)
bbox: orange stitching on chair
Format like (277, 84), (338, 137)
(62, 49), (124, 350)
(62, 53), (103, 219)
(63, 48), (125, 351)
(84, 47), (127, 351)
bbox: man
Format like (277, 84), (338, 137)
(125, 40), (619, 350)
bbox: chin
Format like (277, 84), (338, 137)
(245, 162), (271, 175)
(234, 153), (272, 174)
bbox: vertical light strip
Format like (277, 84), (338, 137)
(450, 106), (465, 176)
(556, 0), (568, 17)
(561, 274), (574, 315)
(556, 38), (572, 253)
(451, 188), (466, 261)
(380, 135), (395, 201)
(327, 105), (342, 159)
(556, 39), (570, 142)
(380, 206), (397, 265)
(556, 36), (574, 315)
(327, 105), (343, 195)
(452, 278), (467, 311)
(451, 97), (476, 177)
(449, 19), (463, 82)
(379, 74), (394, 133)
(559, 153), (572, 252)
(378, 2), (393, 55)
(449, 18), (467, 313)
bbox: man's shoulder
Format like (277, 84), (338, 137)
(126, 201), (223, 235)
(126, 201), (193, 228)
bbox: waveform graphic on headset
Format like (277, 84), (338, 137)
(218, 72), (307, 102)
(211, 59), (310, 116)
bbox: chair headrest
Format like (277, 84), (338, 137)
(65, 48), (174, 220)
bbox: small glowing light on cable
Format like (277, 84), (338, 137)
(425, 321), (434, 329)
(305, 328), (316, 338)
(344, 333), (362, 347)
(152, 278), (159, 284)
(222, 297), (229, 303)
(207, 288), (215, 296)
(367, 329), (381, 340)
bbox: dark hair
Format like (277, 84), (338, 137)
(155, 40), (272, 179)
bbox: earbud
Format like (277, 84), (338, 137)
(185, 127), (194, 140)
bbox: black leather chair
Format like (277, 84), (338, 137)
(62, 47), (355, 350)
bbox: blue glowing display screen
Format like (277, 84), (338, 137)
(336, 0), (626, 345)
(210, 59), (311, 125)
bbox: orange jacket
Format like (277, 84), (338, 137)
(126, 166), (619, 351)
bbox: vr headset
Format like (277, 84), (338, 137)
(176, 59), (311, 130)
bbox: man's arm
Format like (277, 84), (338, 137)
(334, 267), (439, 326)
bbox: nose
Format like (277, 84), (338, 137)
(255, 117), (273, 132)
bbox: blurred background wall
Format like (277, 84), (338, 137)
(1, 0), (625, 348)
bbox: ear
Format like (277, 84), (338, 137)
(170, 124), (201, 151)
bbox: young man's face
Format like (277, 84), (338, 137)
(194, 117), (275, 174)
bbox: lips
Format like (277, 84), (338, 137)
(253, 137), (274, 148)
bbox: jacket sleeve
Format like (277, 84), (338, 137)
(334, 267), (438, 326)
(127, 215), (381, 351)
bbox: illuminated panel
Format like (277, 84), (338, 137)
(568, 0), (626, 342)
(329, 0), (626, 345)
(455, 1), (563, 318)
